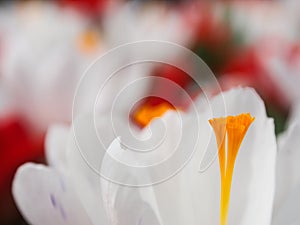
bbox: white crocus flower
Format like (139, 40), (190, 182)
(105, 87), (277, 225)
(13, 87), (277, 225)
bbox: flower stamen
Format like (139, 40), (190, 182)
(209, 113), (255, 225)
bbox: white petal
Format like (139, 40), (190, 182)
(288, 103), (300, 125)
(273, 121), (300, 218)
(273, 182), (300, 225)
(12, 163), (92, 225)
(66, 115), (110, 225)
(101, 139), (162, 225)
(45, 124), (70, 173)
(230, 117), (276, 225)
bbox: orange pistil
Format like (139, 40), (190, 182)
(78, 29), (100, 54)
(209, 113), (255, 225)
(132, 102), (174, 128)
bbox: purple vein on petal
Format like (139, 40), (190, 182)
(138, 217), (143, 225)
(59, 177), (66, 192)
(50, 193), (56, 208)
(59, 204), (67, 220)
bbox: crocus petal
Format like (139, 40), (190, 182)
(12, 163), (92, 225)
(66, 115), (110, 225)
(101, 139), (162, 225)
(273, 182), (300, 225)
(273, 121), (300, 219)
(45, 124), (70, 173)
(288, 103), (300, 125)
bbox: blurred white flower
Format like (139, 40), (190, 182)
(13, 87), (278, 225)
(0, 1), (97, 133)
(229, 1), (298, 44)
(0, 1), (192, 135)
(289, 103), (300, 124)
(262, 41), (300, 107)
(102, 1), (192, 47)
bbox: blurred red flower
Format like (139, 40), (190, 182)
(59, 0), (109, 17)
(0, 116), (44, 224)
(216, 38), (300, 134)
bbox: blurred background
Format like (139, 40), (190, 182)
(0, 0), (300, 224)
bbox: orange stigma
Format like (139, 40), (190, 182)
(132, 101), (174, 128)
(78, 29), (100, 54)
(209, 113), (255, 225)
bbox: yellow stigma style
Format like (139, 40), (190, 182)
(209, 113), (255, 225)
